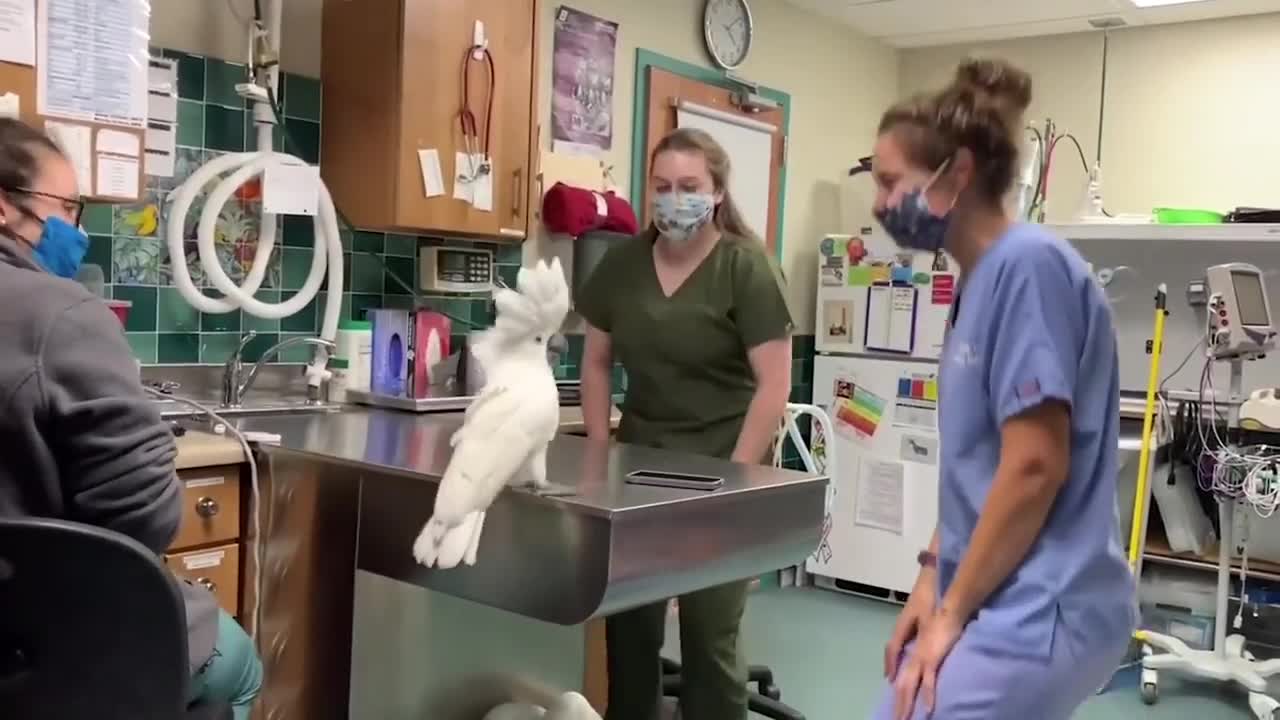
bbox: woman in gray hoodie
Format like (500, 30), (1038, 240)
(0, 118), (263, 718)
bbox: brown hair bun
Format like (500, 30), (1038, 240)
(877, 58), (1033, 203)
(954, 58), (1033, 117)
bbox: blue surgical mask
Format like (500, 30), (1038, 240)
(652, 192), (714, 244)
(33, 216), (89, 279)
(875, 161), (954, 253)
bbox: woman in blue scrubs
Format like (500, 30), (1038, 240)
(868, 60), (1137, 720)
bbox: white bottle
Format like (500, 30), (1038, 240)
(335, 319), (373, 391)
(329, 357), (351, 404)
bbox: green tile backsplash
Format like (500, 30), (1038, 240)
(92, 48), (807, 415)
(89, 49), (521, 367)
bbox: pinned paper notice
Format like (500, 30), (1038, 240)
(45, 121), (92, 195)
(472, 156), (494, 212)
(96, 154), (139, 199)
(855, 459), (905, 535)
(453, 151), (474, 203)
(0, 92), (18, 119)
(0, 0), (36, 66)
(263, 159), (320, 217)
(97, 128), (140, 157)
(418, 148), (444, 198)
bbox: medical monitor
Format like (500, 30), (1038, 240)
(1204, 263), (1277, 358)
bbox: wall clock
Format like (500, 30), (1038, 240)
(703, 0), (754, 71)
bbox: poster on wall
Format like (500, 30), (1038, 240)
(551, 6), (618, 157)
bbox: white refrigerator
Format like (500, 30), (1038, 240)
(807, 228), (955, 595)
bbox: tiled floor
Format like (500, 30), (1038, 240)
(663, 587), (1260, 719)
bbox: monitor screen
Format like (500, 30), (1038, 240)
(1232, 270), (1269, 327)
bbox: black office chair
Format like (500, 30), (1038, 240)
(661, 656), (805, 719)
(0, 516), (233, 720)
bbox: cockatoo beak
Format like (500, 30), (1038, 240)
(548, 333), (569, 355)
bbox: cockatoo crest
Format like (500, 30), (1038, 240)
(473, 258), (570, 367)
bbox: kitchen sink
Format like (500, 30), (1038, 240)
(151, 395), (340, 420)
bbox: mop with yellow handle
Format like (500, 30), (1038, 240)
(1098, 284), (1168, 696)
(1129, 284), (1169, 643)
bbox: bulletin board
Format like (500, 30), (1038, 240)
(0, 0), (147, 202)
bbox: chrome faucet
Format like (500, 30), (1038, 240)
(221, 331), (337, 408)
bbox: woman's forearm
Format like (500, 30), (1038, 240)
(731, 383), (790, 464)
(580, 362), (614, 441)
(939, 460), (1060, 622)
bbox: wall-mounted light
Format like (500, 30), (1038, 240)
(1130, 0), (1212, 8)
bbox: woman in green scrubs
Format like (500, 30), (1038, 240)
(578, 127), (794, 720)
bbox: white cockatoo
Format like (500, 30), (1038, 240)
(482, 692), (601, 720)
(412, 258), (572, 569)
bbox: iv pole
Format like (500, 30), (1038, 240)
(1139, 354), (1280, 719)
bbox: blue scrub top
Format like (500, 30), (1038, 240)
(937, 223), (1137, 660)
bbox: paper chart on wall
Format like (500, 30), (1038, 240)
(855, 458), (905, 535)
(832, 376), (887, 441)
(892, 371), (938, 431)
(38, 0), (150, 128)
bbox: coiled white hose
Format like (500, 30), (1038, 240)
(165, 151), (344, 388)
(165, 0), (342, 389)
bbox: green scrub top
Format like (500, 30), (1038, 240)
(578, 228), (794, 459)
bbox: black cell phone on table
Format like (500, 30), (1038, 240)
(625, 470), (724, 491)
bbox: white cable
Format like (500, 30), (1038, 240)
(1192, 341), (1280, 518)
(145, 388), (266, 654)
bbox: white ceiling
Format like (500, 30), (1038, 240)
(782, 0), (1280, 47)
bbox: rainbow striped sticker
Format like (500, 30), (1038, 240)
(835, 385), (887, 439)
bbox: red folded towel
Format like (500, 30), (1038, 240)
(541, 182), (639, 237)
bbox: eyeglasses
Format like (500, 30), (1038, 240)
(4, 187), (84, 226)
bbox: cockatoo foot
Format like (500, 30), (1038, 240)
(412, 522), (444, 567)
(528, 481), (577, 498)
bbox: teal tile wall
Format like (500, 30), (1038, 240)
(90, 49), (521, 365)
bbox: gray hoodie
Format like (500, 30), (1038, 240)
(0, 237), (218, 674)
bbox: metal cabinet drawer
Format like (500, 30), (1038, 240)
(171, 466), (241, 550)
(166, 543), (240, 617)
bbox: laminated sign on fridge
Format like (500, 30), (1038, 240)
(832, 375), (886, 442)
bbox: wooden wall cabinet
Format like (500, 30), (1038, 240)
(321, 0), (540, 241)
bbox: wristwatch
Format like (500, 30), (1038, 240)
(917, 550), (938, 568)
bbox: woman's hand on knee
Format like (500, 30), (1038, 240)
(884, 571), (935, 679)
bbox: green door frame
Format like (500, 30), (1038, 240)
(629, 49), (792, 261)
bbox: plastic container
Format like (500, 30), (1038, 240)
(1140, 604), (1214, 651)
(328, 357), (351, 404)
(335, 319), (373, 392)
(1154, 208), (1225, 225)
(105, 299), (133, 327)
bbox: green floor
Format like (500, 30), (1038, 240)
(664, 586), (1260, 719)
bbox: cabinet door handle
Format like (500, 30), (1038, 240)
(196, 577), (218, 594)
(512, 168), (523, 218)
(195, 496), (219, 518)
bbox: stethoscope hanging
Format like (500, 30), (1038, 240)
(458, 42), (496, 184)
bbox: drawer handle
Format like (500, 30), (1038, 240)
(195, 496), (220, 518)
(196, 577), (217, 594)
(512, 167), (523, 218)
